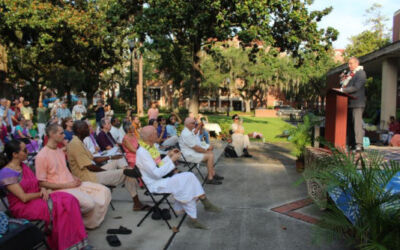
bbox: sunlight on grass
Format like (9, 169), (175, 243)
(207, 115), (294, 143)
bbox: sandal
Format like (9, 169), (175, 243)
(106, 235), (121, 247)
(133, 205), (152, 211)
(107, 226), (132, 235)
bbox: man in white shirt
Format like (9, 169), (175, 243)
(110, 117), (123, 144)
(179, 117), (224, 185)
(72, 100), (87, 121)
(136, 126), (221, 229)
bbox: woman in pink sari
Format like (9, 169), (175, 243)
(0, 140), (90, 250)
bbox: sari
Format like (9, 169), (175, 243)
(122, 134), (139, 167)
(0, 164), (88, 250)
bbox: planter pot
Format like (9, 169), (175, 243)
(296, 158), (304, 173)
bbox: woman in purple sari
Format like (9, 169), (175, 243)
(0, 140), (90, 250)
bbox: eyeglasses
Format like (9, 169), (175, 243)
(21, 148), (28, 153)
(234, 118), (239, 120)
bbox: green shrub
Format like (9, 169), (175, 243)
(288, 114), (319, 160)
(303, 150), (400, 249)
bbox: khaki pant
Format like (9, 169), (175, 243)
(352, 108), (364, 147)
(96, 159), (138, 197)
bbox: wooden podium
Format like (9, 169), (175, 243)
(325, 88), (355, 148)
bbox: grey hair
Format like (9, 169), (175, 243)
(123, 121), (132, 133)
(100, 117), (110, 129)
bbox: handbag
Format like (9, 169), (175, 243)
(224, 145), (238, 158)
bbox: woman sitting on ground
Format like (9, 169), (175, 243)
(231, 114), (252, 157)
(0, 140), (90, 250)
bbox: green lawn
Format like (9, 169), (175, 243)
(207, 115), (293, 143)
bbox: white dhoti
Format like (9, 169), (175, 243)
(58, 181), (111, 229)
(136, 147), (205, 219)
(158, 172), (204, 219)
(232, 133), (250, 157)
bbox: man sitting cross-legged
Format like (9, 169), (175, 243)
(35, 123), (111, 229)
(67, 120), (150, 211)
(179, 117), (224, 185)
(136, 126), (221, 229)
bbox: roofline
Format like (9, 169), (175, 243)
(395, 9), (400, 16)
(327, 40), (400, 76)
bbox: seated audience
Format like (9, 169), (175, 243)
(179, 117), (223, 185)
(189, 112), (210, 144)
(131, 115), (141, 139)
(14, 117), (39, 153)
(36, 124), (111, 229)
(166, 113), (181, 137)
(62, 117), (74, 142)
(136, 126), (221, 229)
(122, 122), (139, 168)
(157, 116), (179, 147)
(0, 140), (90, 249)
(83, 120), (102, 155)
(67, 120), (149, 211)
(110, 117), (123, 144)
(231, 114), (252, 157)
(96, 118), (118, 151)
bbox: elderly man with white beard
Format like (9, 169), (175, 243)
(136, 125), (221, 229)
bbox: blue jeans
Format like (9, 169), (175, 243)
(199, 129), (210, 144)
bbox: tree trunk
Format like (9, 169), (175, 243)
(188, 40), (201, 116)
(244, 99), (251, 113)
(137, 53), (144, 117)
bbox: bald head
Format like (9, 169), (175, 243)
(184, 117), (195, 126)
(140, 125), (157, 142)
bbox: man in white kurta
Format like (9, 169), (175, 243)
(179, 117), (224, 185)
(136, 126), (222, 229)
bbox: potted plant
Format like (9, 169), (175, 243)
(288, 114), (318, 172)
(302, 149), (400, 249)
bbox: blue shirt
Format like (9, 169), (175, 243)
(57, 108), (71, 119)
(157, 125), (167, 139)
(166, 123), (178, 137)
(64, 130), (74, 142)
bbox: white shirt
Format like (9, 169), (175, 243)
(72, 104), (86, 120)
(135, 147), (175, 192)
(83, 135), (99, 154)
(110, 126), (123, 144)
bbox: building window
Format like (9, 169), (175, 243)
(149, 88), (161, 101)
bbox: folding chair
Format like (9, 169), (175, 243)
(179, 153), (205, 181)
(164, 144), (206, 181)
(130, 167), (178, 229)
(0, 188), (49, 249)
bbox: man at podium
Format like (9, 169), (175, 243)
(340, 57), (367, 152)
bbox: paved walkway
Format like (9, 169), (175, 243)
(88, 142), (348, 250)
